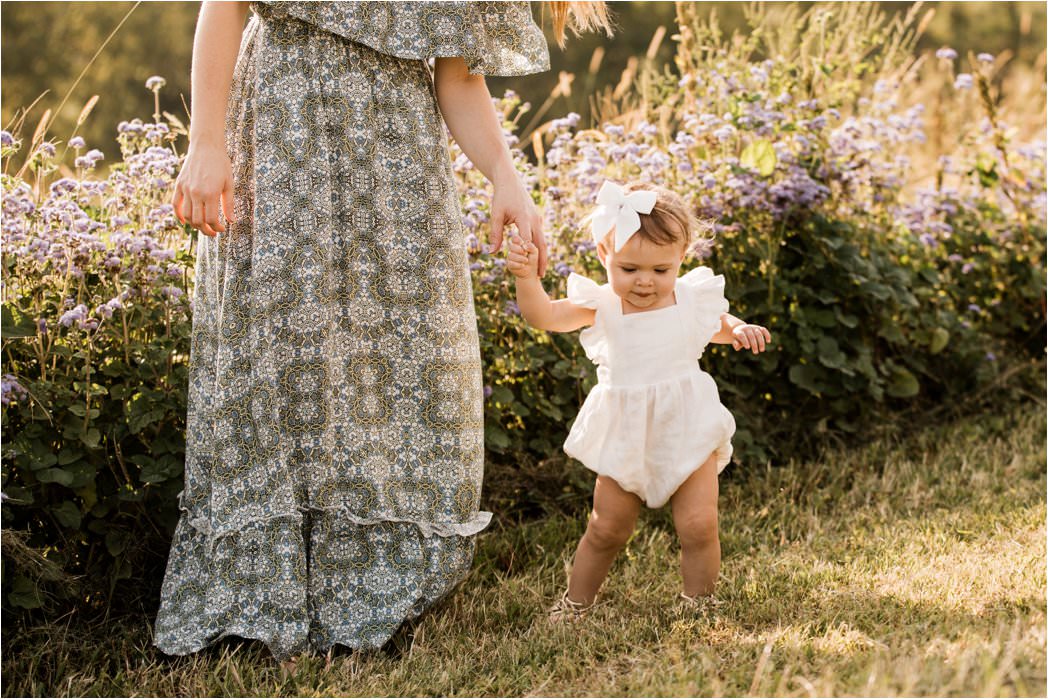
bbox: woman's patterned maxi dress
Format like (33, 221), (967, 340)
(154, 2), (548, 660)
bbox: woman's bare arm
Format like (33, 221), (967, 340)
(173, 1), (250, 237)
(433, 56), (548, 276)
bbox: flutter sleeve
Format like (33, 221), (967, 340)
(566, 273), (609, 366)
(566, 273), (604, 309)
(677, 266), (730, 355)
(251, 1), (550, 77)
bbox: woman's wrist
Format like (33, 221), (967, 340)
(188, 128), (227, 149)
(189, 135), (228, 153)
(491, 161), (521, 190)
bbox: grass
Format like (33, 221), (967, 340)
(3, 405), (1045, 697)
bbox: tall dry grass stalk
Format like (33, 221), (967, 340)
(567, 0), (1046, 202)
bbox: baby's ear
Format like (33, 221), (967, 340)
(596, 240), (608, 266)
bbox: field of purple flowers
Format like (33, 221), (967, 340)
(1, 1), (1044, 633)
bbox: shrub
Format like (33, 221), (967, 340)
(2, 3), (1044, 617)
(465, 4), (1045, 462)
(2, 116), (191, 615)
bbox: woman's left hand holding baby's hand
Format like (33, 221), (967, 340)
(491, 178), (547, 276)
(732, 324), (771, 354)
(506, 235), (539, 280)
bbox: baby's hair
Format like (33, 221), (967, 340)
(607, 182), (715, 254)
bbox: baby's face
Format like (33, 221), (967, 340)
(598, 233), (687, 311)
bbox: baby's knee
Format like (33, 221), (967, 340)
(675, 508), (719, 549)
(584, 511), (634, 552)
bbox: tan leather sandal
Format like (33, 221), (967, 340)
(677, 592), (724, 619)
(548, 590), (595, 623)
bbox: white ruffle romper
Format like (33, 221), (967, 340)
(563, 266), (736, 508)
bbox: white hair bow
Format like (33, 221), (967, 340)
(590, 181), (658, 251)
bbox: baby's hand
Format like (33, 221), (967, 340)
(506, 234), (539, 279)
(732, 324), (771, 354)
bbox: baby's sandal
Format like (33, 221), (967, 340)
(677, 591), (724, 620)
(548, 590), (595, 623)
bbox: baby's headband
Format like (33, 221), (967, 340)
(590, 181), (658, 252)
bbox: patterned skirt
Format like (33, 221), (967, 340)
(154, 12), (488, 660)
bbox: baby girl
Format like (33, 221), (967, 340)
(506, 180), (771, 620)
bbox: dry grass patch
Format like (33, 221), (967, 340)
(3, 406), (1044, 697)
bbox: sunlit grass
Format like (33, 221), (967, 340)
(3, 404), (1044, 697)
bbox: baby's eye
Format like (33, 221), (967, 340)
(655, 269), (669, 274)
(620, 267), (636, 273)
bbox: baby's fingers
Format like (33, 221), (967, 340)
(747, 328), (766, 354)
(745, 329), (761, 354)
(507, 250), (530, 266)
(749, 326), (770, 352)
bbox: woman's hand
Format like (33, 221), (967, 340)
(491, 174), (547, 277)
(732, 324), (772, 354)
(172, 141), (237, 237)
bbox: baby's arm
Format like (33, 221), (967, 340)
(506, 236), (595, 332)
(710, 313), (772, 354)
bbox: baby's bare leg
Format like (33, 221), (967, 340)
(566, 476), (643, 605)
(671, 453), (721, 598)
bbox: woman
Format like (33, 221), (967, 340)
(155, 1), (608, 660)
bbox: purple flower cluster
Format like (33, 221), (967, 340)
(74, 149), (104, 170)
(445, 35), (1043, 328)
(2, 111), (192, 355)
(1, 374), (29, 405)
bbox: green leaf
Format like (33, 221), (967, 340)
(484, 424), (511, 451)
(129, 408), (164, 435)
(788, 364), (825, 395)
(78, 427), (101, 449)
(886, 366), (920, 398)
(929, 328), (950, 354)
(8, 576), (44, 609)
(105, 530), (128, 557)
(817, 289), (840, 302)
(29, 449), (59, 471)
(67, 405), (98, 418)
(740, 139), (777, 177)
(57, 448), (83, 465)
(816, 336), (848, 370)
(63, 461), (96, 489)
(878, 324), (906, 343)
(139, 454), (182, 484)
(76, 482), (98, 510)
(1, 303), (37, 339)
(36, 468), (75, 486)
(859, 281), (893, 301)
(834, 307), (859, 328)
(490, 386), (514, 405)
(52, 501), (82, 529)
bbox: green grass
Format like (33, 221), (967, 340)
(4, 406), (1045, 697)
